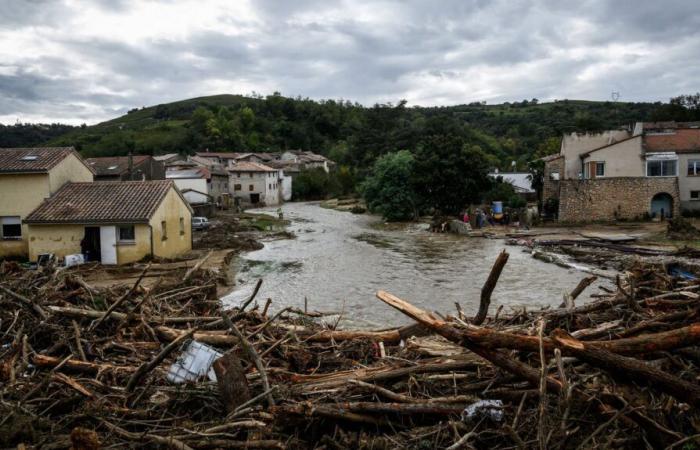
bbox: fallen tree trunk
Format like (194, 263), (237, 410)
(551, 330), (700, 408)
(33, 354), (135, 375)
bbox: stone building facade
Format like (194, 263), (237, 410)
(542, 155), (564, 203)
(558, 177), (680, 223)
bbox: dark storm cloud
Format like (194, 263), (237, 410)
(1, 0), (699, 123)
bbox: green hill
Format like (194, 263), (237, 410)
(4, 93), (677, 169)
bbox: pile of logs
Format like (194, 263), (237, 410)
(1, 251), (700, 449)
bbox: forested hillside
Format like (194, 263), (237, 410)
(2, 93), (695, 172)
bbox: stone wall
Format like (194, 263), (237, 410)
(542, 156), (565, 203)
(558, 177), (680, 222)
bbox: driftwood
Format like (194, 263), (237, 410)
(473, 249), (509, 325)
(213, 351), (251, 412)
(126, 327), (196, 392)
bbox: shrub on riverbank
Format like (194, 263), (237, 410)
(361, 150), (417, 221)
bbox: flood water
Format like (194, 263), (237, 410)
(223, 202), (607, 329)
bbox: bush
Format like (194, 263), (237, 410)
(361, 151), (417, 221)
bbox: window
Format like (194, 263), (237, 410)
(269, 183), (272, 189)
(692, 191), (700, 200)
(237, 173), (241, 178)
(179, 217), (185, 235)
(689, 160), (700, 176)
(161, 220), (167, 240)
(595, 162), (605, 177)
(234, 184), (242, 191)
(118, 225), (135, 243)
(249, 184), (254, 191)
(1, 216), (21, 240)
(250, 173), (254, 178)
(647, 160), (677, 177)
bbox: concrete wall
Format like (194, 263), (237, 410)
(558, 177), (680, 222)
(281, 174), (293, 201)
(208, 174), (230, 203)
(149, 188), (192, 259)
(560, 130), (631, 179)
(48, 153), (94, 192)
(27, 224), (84, 261)
(115, 224), (152, 264)
(230, 171), (280, 206)
(0, 174), (50, 258)
(677, 153), (700, 211)
(581, 136), (644, 178)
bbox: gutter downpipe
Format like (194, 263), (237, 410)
(149, 224), (154, 259)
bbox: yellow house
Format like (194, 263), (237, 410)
(0, 147), (94, 259)
(24, 181), (193, 264)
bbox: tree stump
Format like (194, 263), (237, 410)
(213, 351), (251, 412)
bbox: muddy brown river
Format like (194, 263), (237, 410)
(223, 202), (607, 329)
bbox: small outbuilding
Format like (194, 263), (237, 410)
(24, 180), (193, 264)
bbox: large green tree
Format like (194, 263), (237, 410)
(362, 150), (417, 221)
(412, 135), (493, 214)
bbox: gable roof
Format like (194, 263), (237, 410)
(644, 129), (700, 154)
(25, 180), (189, 224)
(229, 161), (277, 172)
(85, 155), (151, 176)
(195, 152), (244, 159)
(0, 147), (94, 174)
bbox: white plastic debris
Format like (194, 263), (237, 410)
(64, 253), (84, 267)
(462, 399), (504, 422)
(166, 341), (223, 384)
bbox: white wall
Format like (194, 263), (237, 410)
(581, 136), (644, 178)
(678, 153), (700, 210)
(170, 178), (208, 196)
(561, 129), (631, 179)
(281, 174), (292, 201)
(230, 171), (280, 205)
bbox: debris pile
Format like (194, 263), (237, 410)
(1, 251), (700, 449)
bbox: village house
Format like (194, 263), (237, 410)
(165, 166), (231, 212)
(542, 121), (700, 222)
(153, 153), (182, 165)
(280, 150), (335, 172)
(228, 161), (281, 206)
(85, 155), (165, 181)
(0, 147), (94, 259)
(24, 181), (192, 264)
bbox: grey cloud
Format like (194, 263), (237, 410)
(1, 0), (700, 123)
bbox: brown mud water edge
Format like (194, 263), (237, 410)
(1, 251), (700, 449)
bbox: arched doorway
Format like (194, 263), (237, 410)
(651, 193), (673, 219)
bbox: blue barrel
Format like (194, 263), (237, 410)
(492, 201), (503, 220)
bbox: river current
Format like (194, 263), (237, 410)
(223, 202), (605, 329)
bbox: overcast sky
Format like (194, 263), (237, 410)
(1, 0), (699, 125)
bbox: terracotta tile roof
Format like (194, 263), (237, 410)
(229, 161), (277, 172)
(85, 155), (151, 176)
(0, 147), (92, 174)
(644, 129), (700, 153)
(25, 180), (180, 224)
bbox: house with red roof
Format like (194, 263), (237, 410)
(0, 147), (95, 258)
(542, 122), (700, 221)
